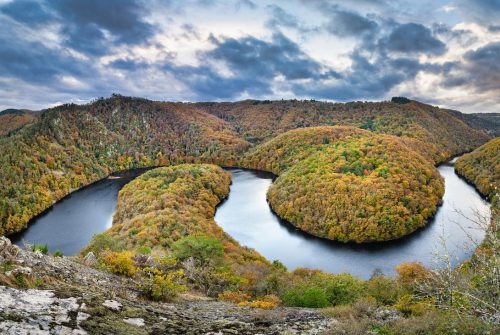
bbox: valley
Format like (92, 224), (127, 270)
(0, 96), (498, 334)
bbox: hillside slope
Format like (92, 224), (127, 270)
(0, 96), (490, 236)
(0, 96), (248, 236)
(243, 126), (444, 242)
(199, 99), (489, 163)
(455, 137), (500, 198)
(450, 111), (500, 137)
(0, 109), (37, 136)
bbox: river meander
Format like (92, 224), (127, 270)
(12, 159), (490, 279)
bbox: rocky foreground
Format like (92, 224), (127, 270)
(0, 237), (341, 334)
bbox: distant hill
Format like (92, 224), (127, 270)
(0, 95), (491, 236)
(0, 108), (37, 136)
(197, 99), (490, 163)
(448, 111), (500, 137)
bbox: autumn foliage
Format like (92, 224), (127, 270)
(0, 95), (489, 238)
(243, 126), (445, 242)
(455, 137), (499, 198)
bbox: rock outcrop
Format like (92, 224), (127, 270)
(0, 237), (333, 334)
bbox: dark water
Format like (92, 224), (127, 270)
(215, 161), (490, 279)
(11, 161), (490, 278)
(11, 172), (143, 255)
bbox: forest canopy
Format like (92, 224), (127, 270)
(243, 126), (445, 243)
(455, 137), (500, 199)
(0, 96), (489, 236)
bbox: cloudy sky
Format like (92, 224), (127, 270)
(0, 0), (499, 113)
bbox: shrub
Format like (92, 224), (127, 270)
(239, 300), (278, 309)
(137, 246), (151, 254)
(81, 233), (125, 257)
(147, 271), (187, 302)
(366, 274), (400, 305)
(395, 262), (429, 288)
(283, 286), (329, 308)
(271, 260), (287, 272)
(53, 249), (64, 257)
(383, 310), (494, 335)
(218, 291), (251, 303)
(261, 294), (281, 305)
(102, 251), (136, 277)
(395, 294), (433, 316)
(325, 273), (365, 306)
(32, 243), (48, 254)
(173, 235), (223, 267)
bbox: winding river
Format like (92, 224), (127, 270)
(11, 159), (490, 279)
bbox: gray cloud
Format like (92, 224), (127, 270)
(456, 0), (500, 23)
(292, 51), (452, 101)
(432, 23), (478, 47)
(265, 5), (317, 34)
(1, 0), (156, 56)
(0, 0), (498, 112)
(236, 0), (257, 10)
(53, 0), (155, 55)
(443, 42), (500, 92)
(0, 0), (53, 26)
(0, 25), (88, 86)
(158, 33), (340, 99)
(324, 6), (378, 37)
(379, 23), (446, 55)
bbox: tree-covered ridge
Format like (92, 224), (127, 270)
(199, 99), (489, 163)
(243, 126), (444, 243)
(0, 95), (489, 237)
(108, 164), (263, 261)
(455, 137), (500, 198)
(0, 96), (249, 236)
(86, 164), (271, 296)
(0, 109), (37, 136)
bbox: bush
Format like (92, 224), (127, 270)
(53, 249), (64, 257)
(395, 262), (429, 288)
(102, 251), (136, 277)
(239, 300), (278, 309)
(137, 246), (152, 254)
(325, 273), (365, 306)
(81, 233), (125, 257)
(218, 291), (251, 303)
(271, 260), (287, 272)
(173, 235), (223, 267)
(32, 243), (48, 254)
(366, 274), (400, 305)
(283, 286), (329, 308)
(395, 294), (433, 316)
(148, 271), (187, 302)
(383, 310), (494, 335)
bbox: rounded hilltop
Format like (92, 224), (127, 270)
(243, 126), (445, 243)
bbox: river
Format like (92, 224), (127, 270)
(10, 172), (142, 256)
(12, 160), (490, 278)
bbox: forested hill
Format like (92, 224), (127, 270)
(197, 99), (489, 163)
(0, 95), (491, 236)
(449, 111), (500, 137)
(0, 109), (38, 136)
(455, 138), (500, 199)
(0, 96), (249, 236)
